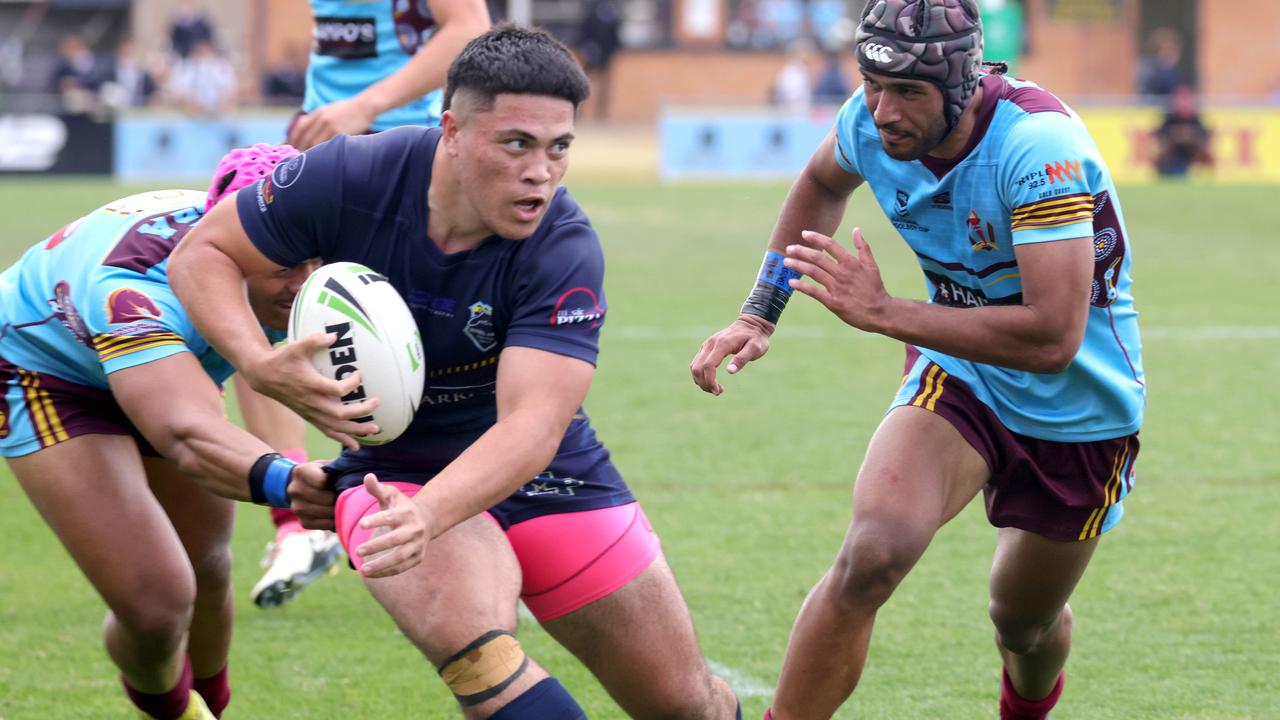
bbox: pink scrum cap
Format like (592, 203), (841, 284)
(205, 142), (300, 211)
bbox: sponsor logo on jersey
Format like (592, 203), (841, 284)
(406, 288), (456, 317)
(43, 216), (84, 250)
(925, 271), (1022, 309)
(313, 16), (378, 59)
(50, 281), (92, 346)
(551, 287), (604, 328)
(261, 176), (275, 205)
(862, 42), (894, 63)
(1045, 159), (1082, 184)
(463, 301), (497, 352)
(106, 287), (163, 324)
(931, 192), (952, 209)
(272, 154), (306, 189)
(966, 210), (998, 251)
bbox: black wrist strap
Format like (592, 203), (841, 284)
(741, 280), (792, 324)
(248, 452), (282, 505)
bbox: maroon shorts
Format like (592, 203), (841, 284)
(0, 354), (158, 458)
(896, 351), (1139, 541)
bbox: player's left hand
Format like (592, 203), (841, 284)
(355, 474), (431, 578)
(288, 461), (337, 531)
(288, 96), (378, 151)
(784, 228), (892, 332)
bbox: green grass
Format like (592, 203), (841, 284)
(0, 178), (1277, 718)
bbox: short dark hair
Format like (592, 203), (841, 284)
(443, 24), (590, 112)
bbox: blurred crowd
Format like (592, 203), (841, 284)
(33, 0), (304, 118)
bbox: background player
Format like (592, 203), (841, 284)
(171, 25), (741, 719)
(690, 1), (1145, 718)
(287, 0), (491, 150)
(256, 0), (492, 607)
(0, 146), (335, 719)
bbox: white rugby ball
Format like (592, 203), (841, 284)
(288, 262), (425, 445)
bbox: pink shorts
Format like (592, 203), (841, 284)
(335, 483), (660, 622)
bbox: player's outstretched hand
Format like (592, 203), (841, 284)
(784, 228), (891, 332)
(287, 97), (378, 151)
(288, 462), (337, 531)
(356, 474), (430, 578)
(690, 314), (775, 395)
(246, 332), (380, 451)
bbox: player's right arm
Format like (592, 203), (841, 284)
(107, 349), (336, 528)
(170, 174), (377, 449)
(690, 128), (864, 395)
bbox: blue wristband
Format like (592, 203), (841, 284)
(263, 457), (297, 509)
(757, 250), (802, 294)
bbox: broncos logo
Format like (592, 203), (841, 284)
(106, 287), (164, 325)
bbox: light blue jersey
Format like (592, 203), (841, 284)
(834, 74), (1144, 442)
(0, 190), (236, 389)
(306, 0), (443, 131)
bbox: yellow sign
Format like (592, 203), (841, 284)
(1077, 107), (1280, 184)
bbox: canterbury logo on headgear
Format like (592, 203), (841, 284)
(862, 42), (894, 63)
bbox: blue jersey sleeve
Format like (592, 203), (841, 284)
(236, 138), (346, 267)
(833, 88), (865, 176)
(83, 271), (204, 375)
(999, 113), (1102, 245)
(505, 221), (606, 366)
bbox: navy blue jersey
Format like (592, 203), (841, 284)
(236, 127), (632, 524)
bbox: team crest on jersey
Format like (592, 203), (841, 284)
(894, 189), (911, 217)
(966, 210), (998, 251)
(463, 301), (497, 351)
(552, 287), (604, 328)
(106, 287), (163, 324)
(50, 281), (93, 346)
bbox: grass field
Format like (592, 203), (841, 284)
(0, 175), (1276, 719)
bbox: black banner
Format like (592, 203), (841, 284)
(0, 113), (114, 175)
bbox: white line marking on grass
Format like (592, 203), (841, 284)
(707, 659), (774, 698)
(607, 324), (1280, 342)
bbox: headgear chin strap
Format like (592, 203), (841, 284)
(854, 0), (984, 132)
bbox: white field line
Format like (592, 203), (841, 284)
(707, 659), (775, 699)
(605, 324), (1280, 342)
(516, 603), (774, 700)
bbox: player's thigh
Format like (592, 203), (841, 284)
(852, 405), (991, 531)
(143, 455), (235, 576)
(361, 512), (524, 664)
(989, 527), (1099, 621)
(540, 553), (715, 706)
(7, 434), (196, 610)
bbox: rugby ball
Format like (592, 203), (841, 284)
(288, 262), (425, 445)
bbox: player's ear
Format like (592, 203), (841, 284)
(440, 109), (463, 155)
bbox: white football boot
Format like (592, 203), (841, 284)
(250, 529), (344, 608)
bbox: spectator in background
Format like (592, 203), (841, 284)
(100, 40), (157, 109)
(1153, 84), (1212, 178)
(772, 39), (814, 113)
(1139, 27), (1185, 101)
(51, 34), (102, 112)
(812, 48), (851, 105)
(262, 43), (308, 105)
(576, 0), (621, 121)
(170, 0), (214, 59)
(167, 40), (236, 118)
